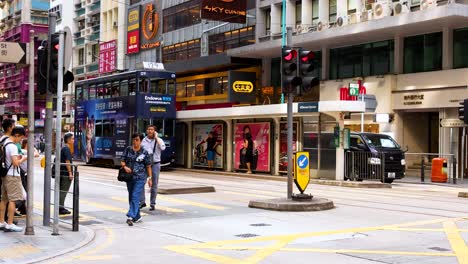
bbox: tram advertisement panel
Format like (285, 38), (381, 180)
(137, 94), (176, 119)
(75, 97), (136, 162)
(279, 122), (298, 173)
(192, 124), (223, 168)
(234, 123), (270, 172)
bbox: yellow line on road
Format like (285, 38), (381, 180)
(444, 221), (468, 264)
(159, 196), (227, 211)
(111, 197), (185, 213)
(80, 199), (147, 216)
(0, 244), (41, 258)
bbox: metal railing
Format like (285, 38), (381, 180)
(405, 153), (456, 184)
(50, 163), (80, 232)
(345, 151), (385, 182)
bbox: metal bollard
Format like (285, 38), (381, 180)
(420, 157), (425, 183)
(453, 158), (457, 185)
(72, 167), (79, 232)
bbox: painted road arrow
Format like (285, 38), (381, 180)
(0, 42), (27, 64)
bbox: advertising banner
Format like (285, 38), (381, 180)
(127, 5), (140, 54)
(99, 40), (117, 74)
(228, 71), (256, 104)
(192, 124), (224, 168)
(201, 0), (247, 24)
(137, 94), (176, 119)
(234, 123), (270, 172)
(140, 2), (161, 50)
(279, 122), (298, 172)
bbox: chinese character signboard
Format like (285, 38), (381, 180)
(228, 71), (256, 104)
(201, 0), (247, 24)
(127, 5), (140, 54)
(140, 2), (161, 50)
(99, 40), (116, 74)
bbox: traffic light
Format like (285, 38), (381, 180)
(37, 44), (48, 95)
(48, 33), (74, 94)
(298, 49), (320, 95)
(459, 99), (468, 124)
(281, 47), (302, 94)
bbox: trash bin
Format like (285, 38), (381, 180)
(431, 158), (447, 183)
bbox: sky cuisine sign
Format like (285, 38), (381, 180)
(201, 0), (247, 24)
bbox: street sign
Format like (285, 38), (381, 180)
(0, 42), (26, 64)
(440, 118), (467, 128)
(349, 83), (359, 96)
(294, 152), (310, 194)
(358, 94), (378, 112)
(298, 102), (318, 112)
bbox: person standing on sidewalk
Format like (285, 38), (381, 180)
(0, 119), (16, 220)
(140, 125), (165, 211)
(0, 126), (27, 232)
(121, 133), (152, 226)
(59, 133), (74, 215)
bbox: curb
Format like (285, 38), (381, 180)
(458, 192), (468, 198)
(249, 197), (335, 212)
(26, 224), (96, 264)
(310, 179), (391, 188)
(158, 185), (216, 194)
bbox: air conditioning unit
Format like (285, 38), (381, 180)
(85, 17), (91, 23)
(348, 13), (358, 24)
(317, 21), (328, 31)
(295, 24), (304, 34)
(360, 10), (373, 22)
(373, 1), (392, 19)
(420, 0), (436, 10)
(393, 1), (410, 15)
(336, 16), (348, 27)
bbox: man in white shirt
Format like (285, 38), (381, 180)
(140, 125), (165, 211)
(0, 126), (27, 232)
(0, 118), (15, 220)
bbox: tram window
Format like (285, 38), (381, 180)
(104, 82), (112, 98)
(76, 86), (84, 101)
(89, 85), (96, 99)
(120, 80), (129, 96)
(129, 79), (136, 95)
(83, 85), (89, 100)
(163, 120), (175, 137)
(139, 78), (149, 93)
(95, 119), (115, 137)
(97, 83), (104, 98)
(168, 79), (176, 95)
(150, 78), (163, 94)
(112, 81), (120, 97)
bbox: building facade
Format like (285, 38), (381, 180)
(0, 0), (49, 122)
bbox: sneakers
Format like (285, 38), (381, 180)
(126, 217), (133, 226)
(4, 223), (23, 232)
(149, 205), (155, 211)
(139, 203), (147, 209)
(133, 216), (143, 223)
(0, 222), (6, 231)
(59, 208), (71, 215)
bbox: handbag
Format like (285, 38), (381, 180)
(117, 167), (133, 182)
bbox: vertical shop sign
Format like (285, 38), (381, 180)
(279, 122), (298, 172)
(140, 1), (161, 50)
(234, 123), (270, 172)
(99, 40), (117, 74)
(193, 124), (224, 168)
(127, 5), (140, 54)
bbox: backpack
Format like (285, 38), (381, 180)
(0, 137), (14, 177)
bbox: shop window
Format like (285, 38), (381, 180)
(162, 39), (200, 63)
(208, 26), (255, 55)
(453, 28), (468, 69)
(176, 82), (186, 98)
(163, 0), (201, 33)
(404, 32), (442, 73)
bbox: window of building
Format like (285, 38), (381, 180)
(454, 28), (468, 69)
(329, 0), (337, 23)
(91, 44), (99, 63)
(296, 1), (302, 26)
(312, 0), (319, 24)
(348, 0), (358, 13)
(163, 0), (201, 33)
(404, 32), (442, 73)
(208, 26), (255, 55)
(78, 48), (85, 65)
(265, 8), (271, 34)
(176, 76), (228, 98)
(330, 40), (394, 79)
(162, 39), (201, 63)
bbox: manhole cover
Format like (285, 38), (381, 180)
(428, 247), (450, 252)
(235, 233), (259, 238)
(250, 223), (271, 227)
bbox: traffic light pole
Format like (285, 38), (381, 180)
(25, 30), (35, 236)
(43, 13), (57, 227)
(286, 27), (293, 199)
(52, 30), (65, 236)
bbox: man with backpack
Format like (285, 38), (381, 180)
(0, 119), (16, 220)
(0, 126), (27, 232)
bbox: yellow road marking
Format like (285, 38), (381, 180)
(80, 199), (147, 216)
(33, 202), (95, 221)
(111, 197), (185, 213)
(159, 196), (226, 211)
(444, 221), (468, 264)
(0, 244), (41, 258)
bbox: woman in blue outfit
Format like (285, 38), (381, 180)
(120, 133), (152, 226)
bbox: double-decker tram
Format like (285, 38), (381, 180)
(74, 69), (177, 166)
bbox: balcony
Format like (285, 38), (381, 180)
(92, 24), (100, 32)
(87, 63), (98, 73)
(75, 37), (85, 46)
(75, 8), (85, 17)
(74, 67), (85, 75)
(89, 32), (99, 41)
(74, 31), (81, 38)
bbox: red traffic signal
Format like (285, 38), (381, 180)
(283, 49), (297, 62)
(300, 50), (315, 63)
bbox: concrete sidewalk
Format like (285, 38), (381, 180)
(0, 213), (94, 264)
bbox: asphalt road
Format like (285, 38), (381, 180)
(30, 165), (468, 264)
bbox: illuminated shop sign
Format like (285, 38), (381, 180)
(201, 0), (247, 24)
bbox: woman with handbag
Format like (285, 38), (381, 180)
(120, 133), (152, 226)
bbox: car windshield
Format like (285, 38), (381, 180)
(363, 134), (401, 149)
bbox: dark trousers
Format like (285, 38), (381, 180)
(59, 175), (73, 208)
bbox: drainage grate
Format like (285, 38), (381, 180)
(250, 223), (271, 227)
(235, 233), (259, 238)
(428, 247), (450, 252)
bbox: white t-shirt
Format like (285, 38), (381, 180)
(4, 138), (20, 176)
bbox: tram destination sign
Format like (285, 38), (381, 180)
(0, 42), (26, 64)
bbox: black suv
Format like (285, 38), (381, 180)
(347, 132), (406, 184)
